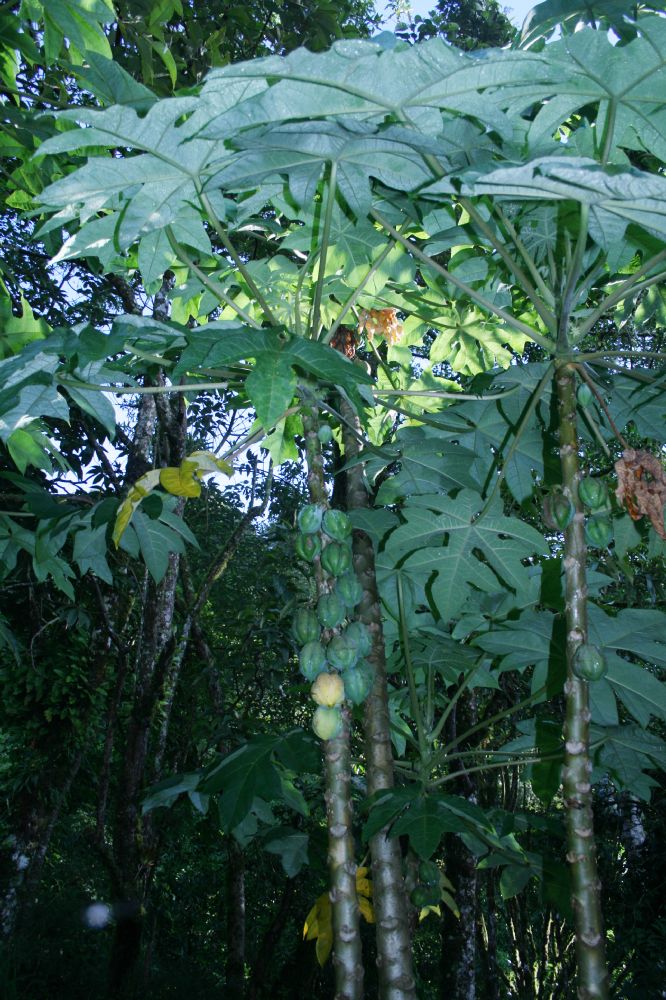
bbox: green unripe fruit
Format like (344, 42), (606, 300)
(410, 884), (440, 908)
(419, 860), (440, 886)
(577, 384), (594, 408)
(294, 533), (322, 562)
(578, 477), (608, 511)
(321, 542), (353, 578)
(585, 515), (613, 548)
(343, 660), (373, 705)
(335, 573), (363, 609)
(322, 508), (352, 542)
(327, 633), (360, 672)
(292, 609), (321, 646)
(298, 504), (324, 534)
(299, 641), (328, 682)
(311, 671), (345, 707)
(345, 621), (372, 657)
(317, 425), (333, 444)
(317, 593), (347, 630)
(545, 493), (574, 531)
(312, 705), (343, 741)
(572, 643), (608, 682)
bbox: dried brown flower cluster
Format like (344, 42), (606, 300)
(357, 308), (404, 345)
(615, 448), (666, 539)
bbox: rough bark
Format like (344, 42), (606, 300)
(440, 831), (478, 1000)
(556, 363), (609, 1000)
(226, 840), (246, 998)
(108, 342), (188, 995)
(340, 398), (416, 1000)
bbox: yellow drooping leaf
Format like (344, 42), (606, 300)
(112, 451), (233, 545)
(303, 892), (332, 966)
(315, 924), (334, 967)
(303, 869), (374, 966)
(160, 460), (202, 498)
(418, 904), (441, 922)
(358, 894), (375, 924)
(303, 892), (328, 941)
(112, 498), (134, 548)
(355, 867), (372, 898)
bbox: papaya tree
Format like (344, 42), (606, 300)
(2, 3), (666, 998)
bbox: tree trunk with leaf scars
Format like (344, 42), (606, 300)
(340, 397), (417, 1000)
(302, 400), (363, 1000)
(556, 362), (609, 1000)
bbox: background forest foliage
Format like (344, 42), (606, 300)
(1, 2), (666, 999)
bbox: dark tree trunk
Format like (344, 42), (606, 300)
(107, 344), (188, 996)
(440, 832), (478, 1000)
(247, 880), (295, 1000)
(226, 840), (246, 998)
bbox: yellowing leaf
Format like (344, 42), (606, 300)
(112, 498), (134, 548)
(355, 868), (372, 898)
(303, 892), (329, 942)
(358, 894), (375, 924)
(418, 904), (441, 922)
(315, 925), (334, 967)
(303, 870), (374, 965)
(160, 460), (202, 498)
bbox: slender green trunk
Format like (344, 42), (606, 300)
(555, 363), (609, 1000)
(340, 399), (416, 1000)
(302, 402), (363, 1000)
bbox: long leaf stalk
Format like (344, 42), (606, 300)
(325, 240), (396, 345)
(397, 574), (428, 763)
(475, 362), (554, 521)
(556, 363), (609, 1000)
(459, 196), (558, 335)
(198, 189), (280, 327)
(311, 162), (338, 339)
(371, 210), (555, 352)
(165, 228), (262, 328)
(340, 396), (417, 1000)
(302, 400), (363, 1000)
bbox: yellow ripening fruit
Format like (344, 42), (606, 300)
(311, 671), (345, 707)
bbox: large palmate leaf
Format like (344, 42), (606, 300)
(209, 119), (438, 216)
(198, 731), (318, 832)
(607, 371), (666, 440)
(374, 426), (480, 505)
(389, 491), (548, 621)
(37, 99), (229, 250)
(520, 3), (665, 48)
(425, 157), (666, 245)
(364, 788), (526, 861)
(196, 37), (575, 142)
(423, 376), (554, 503)
(597, 725), (666, 799)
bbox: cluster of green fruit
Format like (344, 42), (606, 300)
(545, 476), (612, 547)
(293, 503), (374, 741)
(410, 860), (444, 909)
